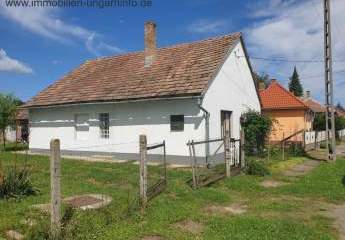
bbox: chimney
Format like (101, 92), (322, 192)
(305, 90), (311, 99)
(258, 81), (266, 90)
(144, 21), (156, 67)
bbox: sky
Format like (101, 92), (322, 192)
(0, 0), (344, 106)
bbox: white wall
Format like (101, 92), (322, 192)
(29, 98), (204, 157)
(202, 41), (261, 141)
(5, 126), (16, 142)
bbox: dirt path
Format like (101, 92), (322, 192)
(337, 142), (345, 156)
(282, 160), (320, 177)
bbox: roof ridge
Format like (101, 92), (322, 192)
(90, 32), (242, 63)
(271, 81), (307, 107)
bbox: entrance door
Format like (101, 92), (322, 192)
(221, 111), (232, 138)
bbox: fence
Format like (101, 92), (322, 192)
(46, 135), (168, 237)
(304, 130), (327, 151)
(139, 135), (167, 207)
(187, 132), (244, 189)
(338, 129), (345, 139)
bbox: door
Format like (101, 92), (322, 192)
(221, 111), (232, 138)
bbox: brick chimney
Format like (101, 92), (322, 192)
(258, 81), (266, 90)
(305, 90), (311, 99)
(144, 21), (156, 67)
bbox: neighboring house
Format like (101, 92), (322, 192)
(4, 108), (29, 143)
(259, 80), (313, 143)
(23, 22), (261, 163)
(301, 91), (326, 114)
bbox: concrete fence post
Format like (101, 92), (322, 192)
(224, 130), (231, 177)
(50, 139), (61, 238)
(139, 135), (148, 207)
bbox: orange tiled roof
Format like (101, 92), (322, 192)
(259, 80), (308, 110)
(24, 33), (244, 108)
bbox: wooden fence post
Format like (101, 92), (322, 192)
(224, 130), (231, 177)
(50, 139), (61, 239)
(240, 128), (245, 168)
(139, 135), (147, 207)
(282, 133), (285, 161)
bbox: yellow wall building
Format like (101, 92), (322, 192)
(259, 80), (313, 142)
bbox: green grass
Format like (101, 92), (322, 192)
(0, 149), (345, 239)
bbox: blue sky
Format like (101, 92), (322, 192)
(0, 0), (344, 105)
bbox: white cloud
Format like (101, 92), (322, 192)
(0, 49), (33, 74)
(187, 19), (229, 34)
(245, 0), (345, 105)
(0, 3), (123, 56)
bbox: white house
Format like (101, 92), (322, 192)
(24, 22), (261, 164)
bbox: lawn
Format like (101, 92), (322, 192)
(0, 148), (345, 240)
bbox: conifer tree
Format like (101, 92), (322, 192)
(288, 66), (303, 97)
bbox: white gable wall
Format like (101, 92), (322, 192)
(202, 41), (261, 141)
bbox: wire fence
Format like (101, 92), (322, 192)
(187, 137), (241, 189)
(146, 140), (167, 201)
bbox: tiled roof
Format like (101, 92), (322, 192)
(259, 80), (308, 110)
(24, 33), (242, 108)
(303, 99), (326, 113)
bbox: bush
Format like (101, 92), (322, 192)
(241, 110), (273, 156)
(287, 142), (305, 157)
(0, 167), (39, 199)
(245, 160), (271, 176)
(320, 142), (326, 149)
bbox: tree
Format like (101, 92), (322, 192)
(0, 94), (20, 148)
(336, 102), (344, 111)
(253, 72), (270, 89)
(313, 112), (345, 137)
(288, 66), (303, 97)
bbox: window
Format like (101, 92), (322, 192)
(170, 115), (184, 131)
(99, 113), (110, 139)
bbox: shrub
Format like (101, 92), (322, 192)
(287, 142), (305, 157)
(0, 167), (38, 199)
(241, 110), (273, 156)
(320, 142), (326, 149)
(245, 160), (271, 176)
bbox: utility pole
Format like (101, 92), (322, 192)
(323, 0), (336, 161)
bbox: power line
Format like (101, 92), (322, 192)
(244, 56), (345, 63)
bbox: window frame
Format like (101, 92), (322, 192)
(170, 114), (184, 132)
(99, 113), (110, 139)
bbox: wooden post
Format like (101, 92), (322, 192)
(50, 139), (61, 239)
(139, 135), (147, 207)
(282, 133), (285, 161)
(240, 128), (245, 168)
(224, 130), (231, 177)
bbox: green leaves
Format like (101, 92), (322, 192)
(241, 110), (273, 155)
(0, 93), (22, 148)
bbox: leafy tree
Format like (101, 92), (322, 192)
(288, 66), (303, 97)
(253, 72), (270, 89)
(0, 94), (21, 148)
(313, 112), (345, 135)
(241, 110), (273, 155)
